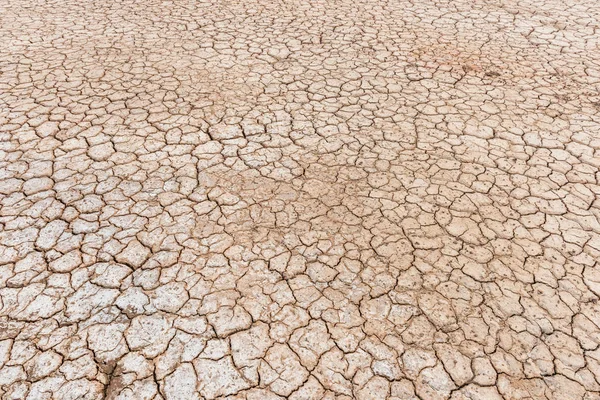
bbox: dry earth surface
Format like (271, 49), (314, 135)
(1, 0), (600, 398)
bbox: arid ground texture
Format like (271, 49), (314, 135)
(1, 0), (600, 398)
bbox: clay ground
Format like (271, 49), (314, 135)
(1, 0), (600, 398)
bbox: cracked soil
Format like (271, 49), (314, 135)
(1, 0), (600, 399)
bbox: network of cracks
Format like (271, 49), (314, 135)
(1, 0), (600, 398)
